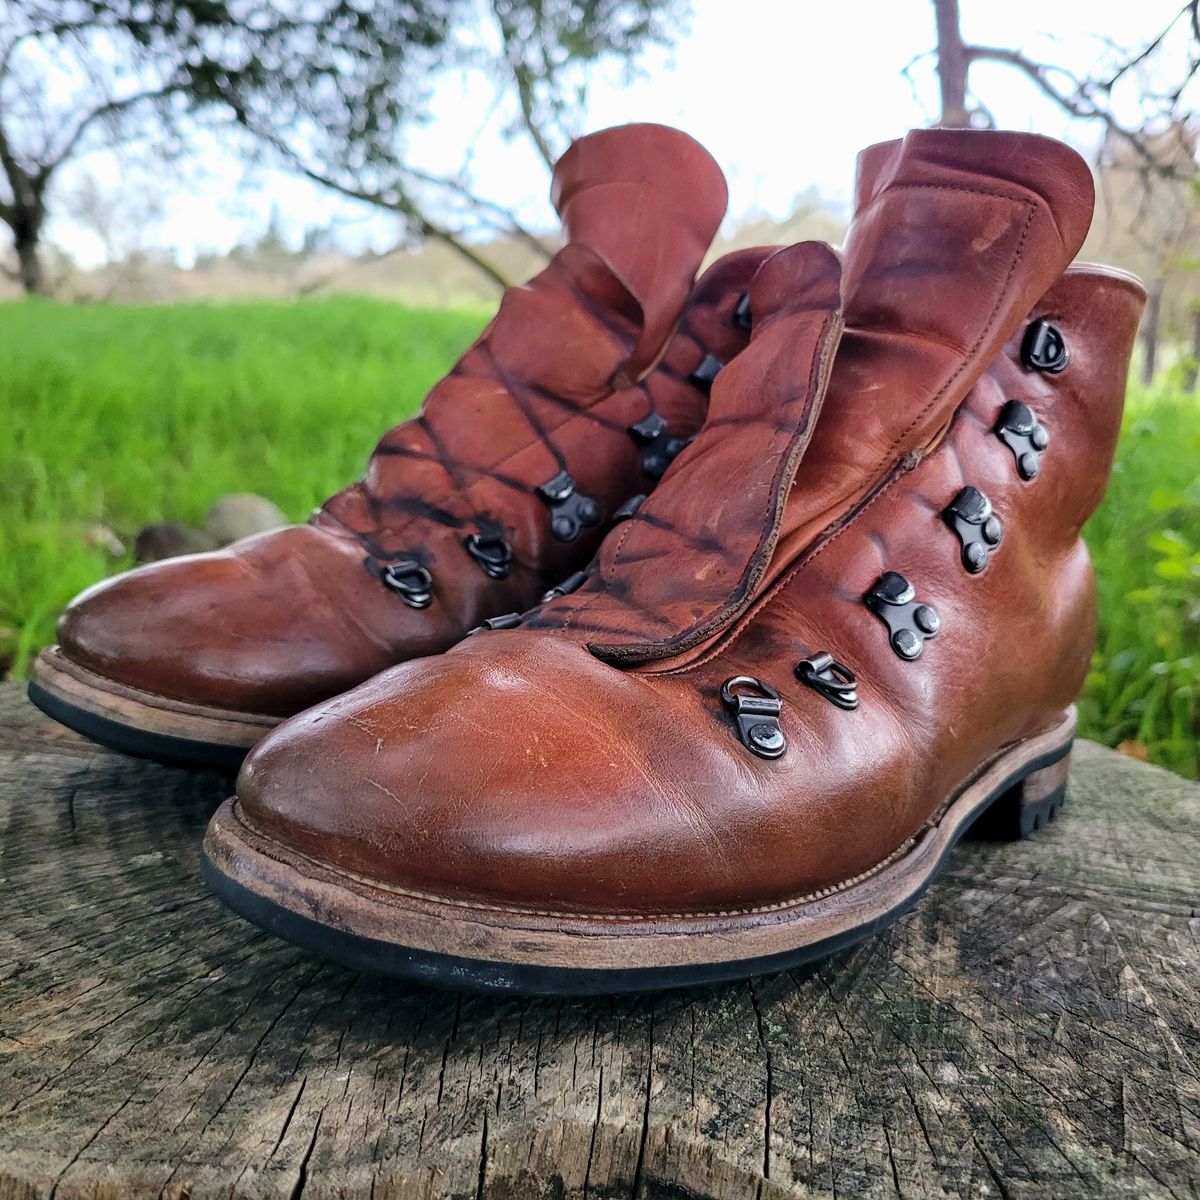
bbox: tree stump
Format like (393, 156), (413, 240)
(1, 682), (1197, 1199)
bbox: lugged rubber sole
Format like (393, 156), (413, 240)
(201, 710), (1075, 995)
(28, 646), (278, 771)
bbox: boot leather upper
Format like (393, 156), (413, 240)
(235, 131), (1146, 917)
(56, 125), (751, 716)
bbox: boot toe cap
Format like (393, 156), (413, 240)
(235, 633), (755, 915)
(57, 526), (395, 715)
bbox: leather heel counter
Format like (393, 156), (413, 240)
(1053, 539), (1099, 713)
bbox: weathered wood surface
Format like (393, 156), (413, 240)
(1, 682), (1197, 1200)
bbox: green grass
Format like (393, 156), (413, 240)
(0, 297), (486, 676)
(1081, 386), (1200, 779)
(1, 299), (1197, 777)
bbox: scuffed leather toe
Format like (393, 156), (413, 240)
(235, 633), (797, 916)
(57, 525), (406, 715)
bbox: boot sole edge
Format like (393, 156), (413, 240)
(200, 709), (1075, 994)
(28, 646), (275, 770)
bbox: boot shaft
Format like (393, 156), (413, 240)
(318, 124), (735, 626)
(530, 129), (1129, 669)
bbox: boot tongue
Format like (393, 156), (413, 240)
(526, 241), (844, 652)
(550, 130), (1095, 665)
(474, 123), (730, 398)
(773, 129), (1095, 558)
(551, 122), (729, 379)
(319, 123), (726, 558)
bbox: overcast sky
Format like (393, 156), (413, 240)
(48, 0), (1196, 267)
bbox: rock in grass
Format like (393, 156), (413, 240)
(82, 524), (126, 556)
(204, 493), (287, 546)
(134, 523), (218, 563)
(0, 625), (15, 679)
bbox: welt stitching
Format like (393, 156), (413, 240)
(233, 800), (916, 923)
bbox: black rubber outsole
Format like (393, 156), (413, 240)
(27, 680), (248, 773)
(200, 743), (1071, 996)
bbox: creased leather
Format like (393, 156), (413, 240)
(235, 262), (1145, 914)
(55, 125), (738, 716)
(533, 129), (1096, 663)
(552, 122), (734, 372)
(231, 132), (1145, 920)
(321, 122), (729, 567)
(525, 242), (844, 655)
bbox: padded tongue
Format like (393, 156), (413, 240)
(527, 241), (844, 652)
(551, 122), (729, 378)
(544, 130), (1096, 664)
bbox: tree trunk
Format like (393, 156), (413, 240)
(4, 683), (1200, 1198)
(11, 203), (46, 296)
(932, 0), (972, 127)
(1141, 279), (1163, 385)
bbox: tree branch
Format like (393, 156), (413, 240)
(253, 132), (513, 290)
(933, 0), (972, 126)
(490, 1), (558, 170)
(0, 117), (33, 215)
(39, 83), (184, 181)
(1100, 4), (1190, 90)
(401, 164), (553, 261)
(966, 43), (1186, 175)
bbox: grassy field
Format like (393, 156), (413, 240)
(0, 297), (486, 675)
(2, 298), (1197, 778)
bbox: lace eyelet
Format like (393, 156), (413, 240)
(864, 572), (939, 660)
(995, 400), (1048, 480)
(464, 531), (512, 579)
(536, 471), (601, 542)
(628, 414), (688, 479)
(943, 486), (1002, 574)
(1022, 319), (1068, 372)
(720, 675), (786, 759)
(380, 558), (433, 609)
(795, 653), (859, 710)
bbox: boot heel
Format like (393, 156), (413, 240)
(972, 747), (1072, 841)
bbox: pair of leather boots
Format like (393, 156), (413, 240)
(31, 123), (1146, 995)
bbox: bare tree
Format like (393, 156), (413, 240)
(922, 0), (1199, 162)
(0, 1), (687, 296)
(914, 0), (1200, 377)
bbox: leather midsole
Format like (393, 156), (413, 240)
(31, 646), (278, 749)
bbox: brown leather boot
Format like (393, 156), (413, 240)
(204, 130), (1145, 994)
(28, 124), (758, 769)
